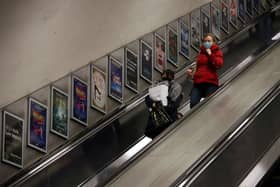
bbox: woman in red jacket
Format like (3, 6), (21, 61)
(187, 33), (223, 108)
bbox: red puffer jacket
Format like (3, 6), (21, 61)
(193, 44), (223, 86)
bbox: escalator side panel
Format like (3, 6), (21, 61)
(189, 91), (280, 187)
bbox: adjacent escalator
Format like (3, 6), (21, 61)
(177, 81), (280, 187)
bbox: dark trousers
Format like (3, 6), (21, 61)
(255, 13), (273, 45)
(190, 83), (219, 108)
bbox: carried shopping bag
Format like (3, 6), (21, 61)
(150, 102), (173, 128)
(148, 83), (169, 106)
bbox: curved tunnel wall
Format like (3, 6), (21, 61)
(0, 0), (210, 108)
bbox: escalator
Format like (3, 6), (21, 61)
(176, 77), (280, 187)
(3, 6), (280, 187)
(104, 33), (280, 187)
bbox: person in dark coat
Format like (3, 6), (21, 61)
(187, 33), (224, 108)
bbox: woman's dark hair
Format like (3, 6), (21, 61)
(162, 69), (175, 81)
(203, 33), (217, 43)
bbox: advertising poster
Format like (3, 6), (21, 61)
(201, 11), (210, 40)
(229, 0), (238, 29)
(191, 9), (201, 51)
(2, 111), (24, 168)
(28, 98), (48, 153)
(125, 48), (138, 93)
(211, 4), (222, 40)
(91, 66), (107, 113)
(246, 0), (253, 17)
(238, 0), (246, 23)
(267, 0), (275, 6)
(260, 0), (268, 11)
(51, 87), (69, 139)
(140, 40), (153, 83)
(222, 1), (230, 33)
(109, 57), (123, 102)
(71, 76), (88, 126)
(167, 27), (178, 67)
(154, 34), (166, 73)
(179, 21), (190, 59)
(253, 0), (260, 13)
(201, 3), (211, 16)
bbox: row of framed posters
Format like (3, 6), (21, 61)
(2, 0), (273, 168)
(189, 0), (267, 47)
(0, 35), (178, 168)
(1, 76), (89, 167)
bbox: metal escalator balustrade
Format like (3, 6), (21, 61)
(78, 20), (275, 187)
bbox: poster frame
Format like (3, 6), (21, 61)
(2, 110), (24, 168)
(201, 10), (211, 40)
(260, 0), (268, 11)
(124, 48), (139, 93)
(221, 1), (230, 34)
(90, 64), (107, 114)
(238, 0), (246, 23)
(71, 75), (88, 126)
(28, 97), (48, 153)
(229, 0), (239, 29)
(50, 86), (69, 139)
(108, 56), (124, 103)
(246, 0), (254, 18)
(253, 0), (261, 14)
(211, 3), (222, 40)
(190, 8), (201, 52)
(167, 26), (179, 67)
(139, 39), (153, 84)
(179, 20), (191, 60)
